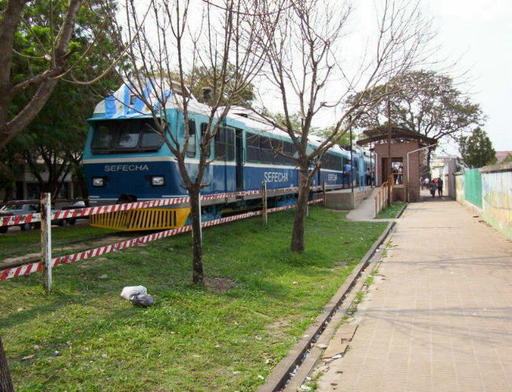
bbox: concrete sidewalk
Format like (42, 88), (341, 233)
(346, 188), (395, 222)
(346, 188), (378, 221)
(315, 199), (512, 392)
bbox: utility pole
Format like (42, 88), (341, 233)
(386, 92), (392, 206)
(349, 115), (354, 193)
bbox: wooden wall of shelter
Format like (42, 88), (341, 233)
(373, 140), (421, 202)
(357, 127), (436, 203)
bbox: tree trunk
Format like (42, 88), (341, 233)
(426, 149), (432, 176)
(77, 175), (89, 202)
(0, 337), (15, 392)
(189, 190), (204, 284)
(290, 169), (311, 253)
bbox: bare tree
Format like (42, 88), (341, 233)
(0, 337), (14, 392)
(0, 0), (123, 151)
(116, 0), (272, 284)
(255, 0), (432, 252)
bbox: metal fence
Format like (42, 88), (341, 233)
(464, 168), (482, 208)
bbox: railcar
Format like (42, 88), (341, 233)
(82, 82), (361, 231)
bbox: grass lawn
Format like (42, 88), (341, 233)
(0, 207), (386, 392)
(376, 202), (406, 219)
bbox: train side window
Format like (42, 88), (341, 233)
(185, 120), (197, 157)
(225, 128), (235, 161)
(270, 139), (284, 163)
(260, 136), (274, 163)
(246, 133), (260, 162)
(215, 127), (235, 161)
(200, 123), (213, 158)
(215, 128), (226, 160)
(321, 153), (342, 170)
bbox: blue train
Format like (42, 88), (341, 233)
(83, 83), (370, 230)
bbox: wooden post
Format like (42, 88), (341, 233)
(261, 182), (268, 226)
(306, 186), (309, 217)
(198, 192), (203, 245)
(0, 337), (15, 392)
(387, 93), (392, 207)
(322, 182), (326, 207)
(40, 192), (52, 293)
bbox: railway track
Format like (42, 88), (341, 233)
(0, 227), (146, 270)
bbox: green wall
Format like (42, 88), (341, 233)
(464, 168), (482, 208)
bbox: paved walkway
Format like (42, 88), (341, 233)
(316, 198), (512, 392)
(346, 187), (397, 222)
(346, 188), (378, 221)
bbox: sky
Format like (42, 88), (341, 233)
(126, 0), (511, 152)
(425, 0), (512, 151)
(251, 0), (512, 153)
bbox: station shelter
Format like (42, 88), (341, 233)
(357, 127), (436, 202)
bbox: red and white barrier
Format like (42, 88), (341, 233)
(0, 198), (323, 281)
(0, 213), (39, 228)
(1, 185), (324, 228)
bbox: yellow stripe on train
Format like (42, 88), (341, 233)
(89, 208), (191, 231)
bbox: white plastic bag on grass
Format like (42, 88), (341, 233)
(120, 285), (147, 300)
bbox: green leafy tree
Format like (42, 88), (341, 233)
(459, 127), (496, 168)
(502, 153), (512, 163)
(316, 126), (351, 149)
(0, 0), (122, 199)
(347, 70), (484, 166)
(0, 0), (121, 152)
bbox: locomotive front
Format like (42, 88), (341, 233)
(82, 85), (190, 231)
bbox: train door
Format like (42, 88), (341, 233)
(235, 129), (244, 191)
(215, 126), (235, 191)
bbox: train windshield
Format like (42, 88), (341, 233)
(91, 119), (164, 153)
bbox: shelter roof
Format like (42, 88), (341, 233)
(356, 126), (437, 147)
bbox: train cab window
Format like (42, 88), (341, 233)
(200, 122), (208, 138)
(91, 119), (164, 153)
(140, 125), (163, 149)
(185, 120), (197, 157)
(115, 128), (139, 148)
(92, 125), (113, 150)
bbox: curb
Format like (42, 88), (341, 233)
(256, 220), (396, 392)
(395, 202), (408, 219)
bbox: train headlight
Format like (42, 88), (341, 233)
(151, 176), (165, 186)
(92, 177), (105, 187)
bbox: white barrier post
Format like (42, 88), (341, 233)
(262, 182), (268, 225)
(40, 192), (52, 293)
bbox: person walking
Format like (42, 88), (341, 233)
(397, 165), (403, 184)
(429, 181), (437, 198)
(437, 176), (444, 197)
